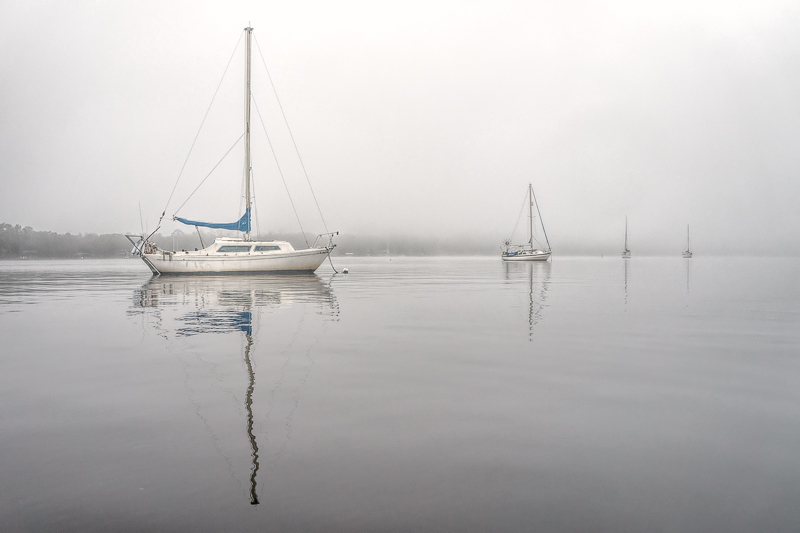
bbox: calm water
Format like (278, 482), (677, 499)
(1, 256), (798, 532)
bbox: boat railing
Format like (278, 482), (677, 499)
(124, 234), (161, 274)
(313, 232), (339, 249)
(125, 234), (159, 256)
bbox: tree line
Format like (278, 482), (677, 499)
(0, 224), (131, 258)
(0, 223), (497, 259)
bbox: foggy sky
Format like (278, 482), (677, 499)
(1, 0), (799, 255)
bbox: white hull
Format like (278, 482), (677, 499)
(683, 251), (692, 258)
(501, 250), (551, 262)
(143, 249), (329, 274)
(139, 238), (332, 274)
(622, 251), (631, 258)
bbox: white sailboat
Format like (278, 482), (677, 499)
(622, 216), (631, 258)
(501, 184), (552, 262)
(683, 225), (692, 258)
(127, 27), (335, 275)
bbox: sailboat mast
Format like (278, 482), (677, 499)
(528, 183), (534, 250)
(624, 216), (628, 251)
(687, 224), (690, 251)
(244, 26), (253, 241)
(531, 186), (551, 251)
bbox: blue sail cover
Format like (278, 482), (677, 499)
(176, 208), (251, 232)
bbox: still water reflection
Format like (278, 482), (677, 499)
(503, 261), (550, 340)
(130, 274), (339, 506)
(1, 258), (799, 532)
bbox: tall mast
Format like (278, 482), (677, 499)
(687, 224), (690, 251)
(244, 26), (253, 241)
(624, 216), (628, 251)
(531, 186), (550, 251)
(528, 183), (534, 250)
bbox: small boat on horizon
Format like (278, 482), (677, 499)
(622, 216), (631, 258)
(501, 184), (552, 262)
(683, 224), (693, 258)
(127, 27), (335, 275)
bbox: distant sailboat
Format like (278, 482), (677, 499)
(683, 225), (692, 258)
(622, 217), (631, 258)
(502, 184), (552, 262)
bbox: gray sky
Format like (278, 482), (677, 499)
(1, 0), (799, 254)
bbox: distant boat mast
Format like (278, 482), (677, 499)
(622, 216), (631, 258)
(683, 224), (693, 258)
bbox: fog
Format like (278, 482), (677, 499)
(1, 0), (799, 255)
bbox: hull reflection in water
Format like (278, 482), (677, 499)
(130, 274), (339, 504)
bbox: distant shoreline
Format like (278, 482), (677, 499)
(1, 223), (500, 259)
(6, 224), (798, 258)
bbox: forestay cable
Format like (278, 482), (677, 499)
(509, 192), (528, 243)
(251, 162), (262, 237)
(161, 30), (245, 219)
(172, 133), (245, 215)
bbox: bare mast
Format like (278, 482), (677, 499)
(528, 184), (534, 251)
(531, 186), (551, 251)
(624, 216), (628, 252)
(244, 26), (253, 241)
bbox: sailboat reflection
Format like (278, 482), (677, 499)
(503, 261), (551, 340)
(624, 259), (629, 310)
(130, 274), (338, 504)
(686, 257), (690, 296)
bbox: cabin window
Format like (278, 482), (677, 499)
(254, 245), (281, 251)
(216, 245), (252, 253)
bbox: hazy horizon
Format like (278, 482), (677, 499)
(3, 222), (796, 257)
(2, 0), (799, 256)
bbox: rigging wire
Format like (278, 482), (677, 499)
(172, 133), (245, 215)
(160, 30), (245, 220)
(253, 34), (330, 234)
(251, 160), (262, 238)
(251, 94), (309, 246)
(326, 251), (339, 274)
(509, 192), (528, 244)
(531, 187), (551, 250)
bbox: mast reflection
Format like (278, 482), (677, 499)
(624, 259), (628, 310)
(686, 257), (690, 296)
(504, 261), (551, 340)
(129, 274), (338, 504)
(243, 333), (259, 504)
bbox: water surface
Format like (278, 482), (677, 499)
(1, 257), (798, 532)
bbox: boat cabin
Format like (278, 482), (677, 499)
(211, 238), (293, 255)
